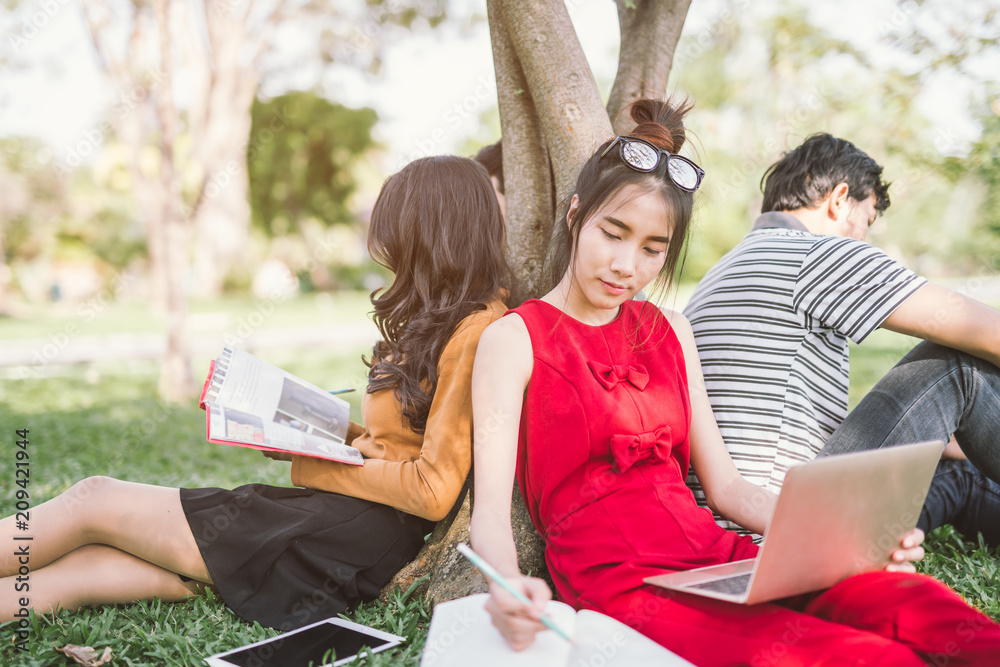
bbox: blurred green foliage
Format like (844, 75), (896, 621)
(247, 92), (378, 237)
(668, 1), (1000, 281)
(0, 137), (145, 295)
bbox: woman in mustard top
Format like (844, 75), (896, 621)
(0, 155), (510, 630)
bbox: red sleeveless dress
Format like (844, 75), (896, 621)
(512, 298), (756, 607)
(509, 299), (1000, 666)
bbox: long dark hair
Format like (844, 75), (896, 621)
(365, 155), (511, 433)
(548, 97), (697, 298)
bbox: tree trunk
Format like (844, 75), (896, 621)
(155, 0), (196, 401)
(488, 0), (554, 306)
(191, 153), (253, 296)
(184, 4), (261, 296)
(606, 0), (692, 133)
(79, 0), (168, 308)
(496, 0), (612, 207)
(381, 477), (548, 606)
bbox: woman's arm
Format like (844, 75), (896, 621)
(469, 314), (551, 651)
(290, 303), (504, 521)
(663, 308), (778, 535)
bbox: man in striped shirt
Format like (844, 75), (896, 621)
(684, 133), (1000, 544)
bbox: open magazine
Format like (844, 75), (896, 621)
(199, 346), (363, 465)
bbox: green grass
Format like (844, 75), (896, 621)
(920, 527), (1000, 620)
(0, 343), (404, 666)
(1, 309), (999, 665)
(0, 292), (374, 340)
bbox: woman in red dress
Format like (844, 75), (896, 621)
(469, 98), (1000, 665)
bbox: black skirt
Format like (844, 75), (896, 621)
(179, 484), (433, 630)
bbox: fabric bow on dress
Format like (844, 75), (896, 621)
(609, 425), (673, 473)
(588, 361), (649, 391)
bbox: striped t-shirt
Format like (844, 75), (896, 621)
(682, 212), (925, 535)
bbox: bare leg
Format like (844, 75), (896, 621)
(0, 476), (211, 582)
(1, 544), (206, 620)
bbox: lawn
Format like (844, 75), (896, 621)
(1, 297), (998, 666)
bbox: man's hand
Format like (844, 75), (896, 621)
(942, 435), (968, 461)
(886, 528), (925, 573)
(261, 450), (293, 462)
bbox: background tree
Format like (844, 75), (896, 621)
(73, 0), (446, 399)
(0, 138), (68, 313)
(247, 92), (377, 238)
(663, 1), (1000, 280)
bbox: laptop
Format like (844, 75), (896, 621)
(644, 440), (943, 604)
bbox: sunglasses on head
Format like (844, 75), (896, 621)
(599, 136), (705, 192)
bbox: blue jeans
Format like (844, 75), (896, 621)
(819, 341), (1000, 547)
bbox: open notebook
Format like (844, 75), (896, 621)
(419, 594), (693, 666)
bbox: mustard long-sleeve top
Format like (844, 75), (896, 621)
(290, 299), (505, 521)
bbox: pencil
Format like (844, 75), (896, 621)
(456, 543), (572, 643)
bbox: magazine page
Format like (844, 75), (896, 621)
(203, 346), (350, 444)
(206, 404), (363, 465)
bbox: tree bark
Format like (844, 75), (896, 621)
(496, 0), (613, 208)
(154, 0), (196, 401)
(381, 477), (548, 606)
(606, 0), (692, 134)
(487, 0), (553, 306)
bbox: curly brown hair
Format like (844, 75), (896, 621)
(365, 155), (512, 433)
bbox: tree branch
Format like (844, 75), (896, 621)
(606, 0), (692, 133)
(487, 0), (554, 305)
(496, 0), (612, 208)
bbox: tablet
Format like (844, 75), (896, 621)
(206, 617), (404, 667)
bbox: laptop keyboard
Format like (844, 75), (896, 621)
(686, 573), (753, 596)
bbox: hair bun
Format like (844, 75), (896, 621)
(626, 97), (692, 154)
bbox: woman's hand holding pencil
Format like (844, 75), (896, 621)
(457, 543), (569, 651)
